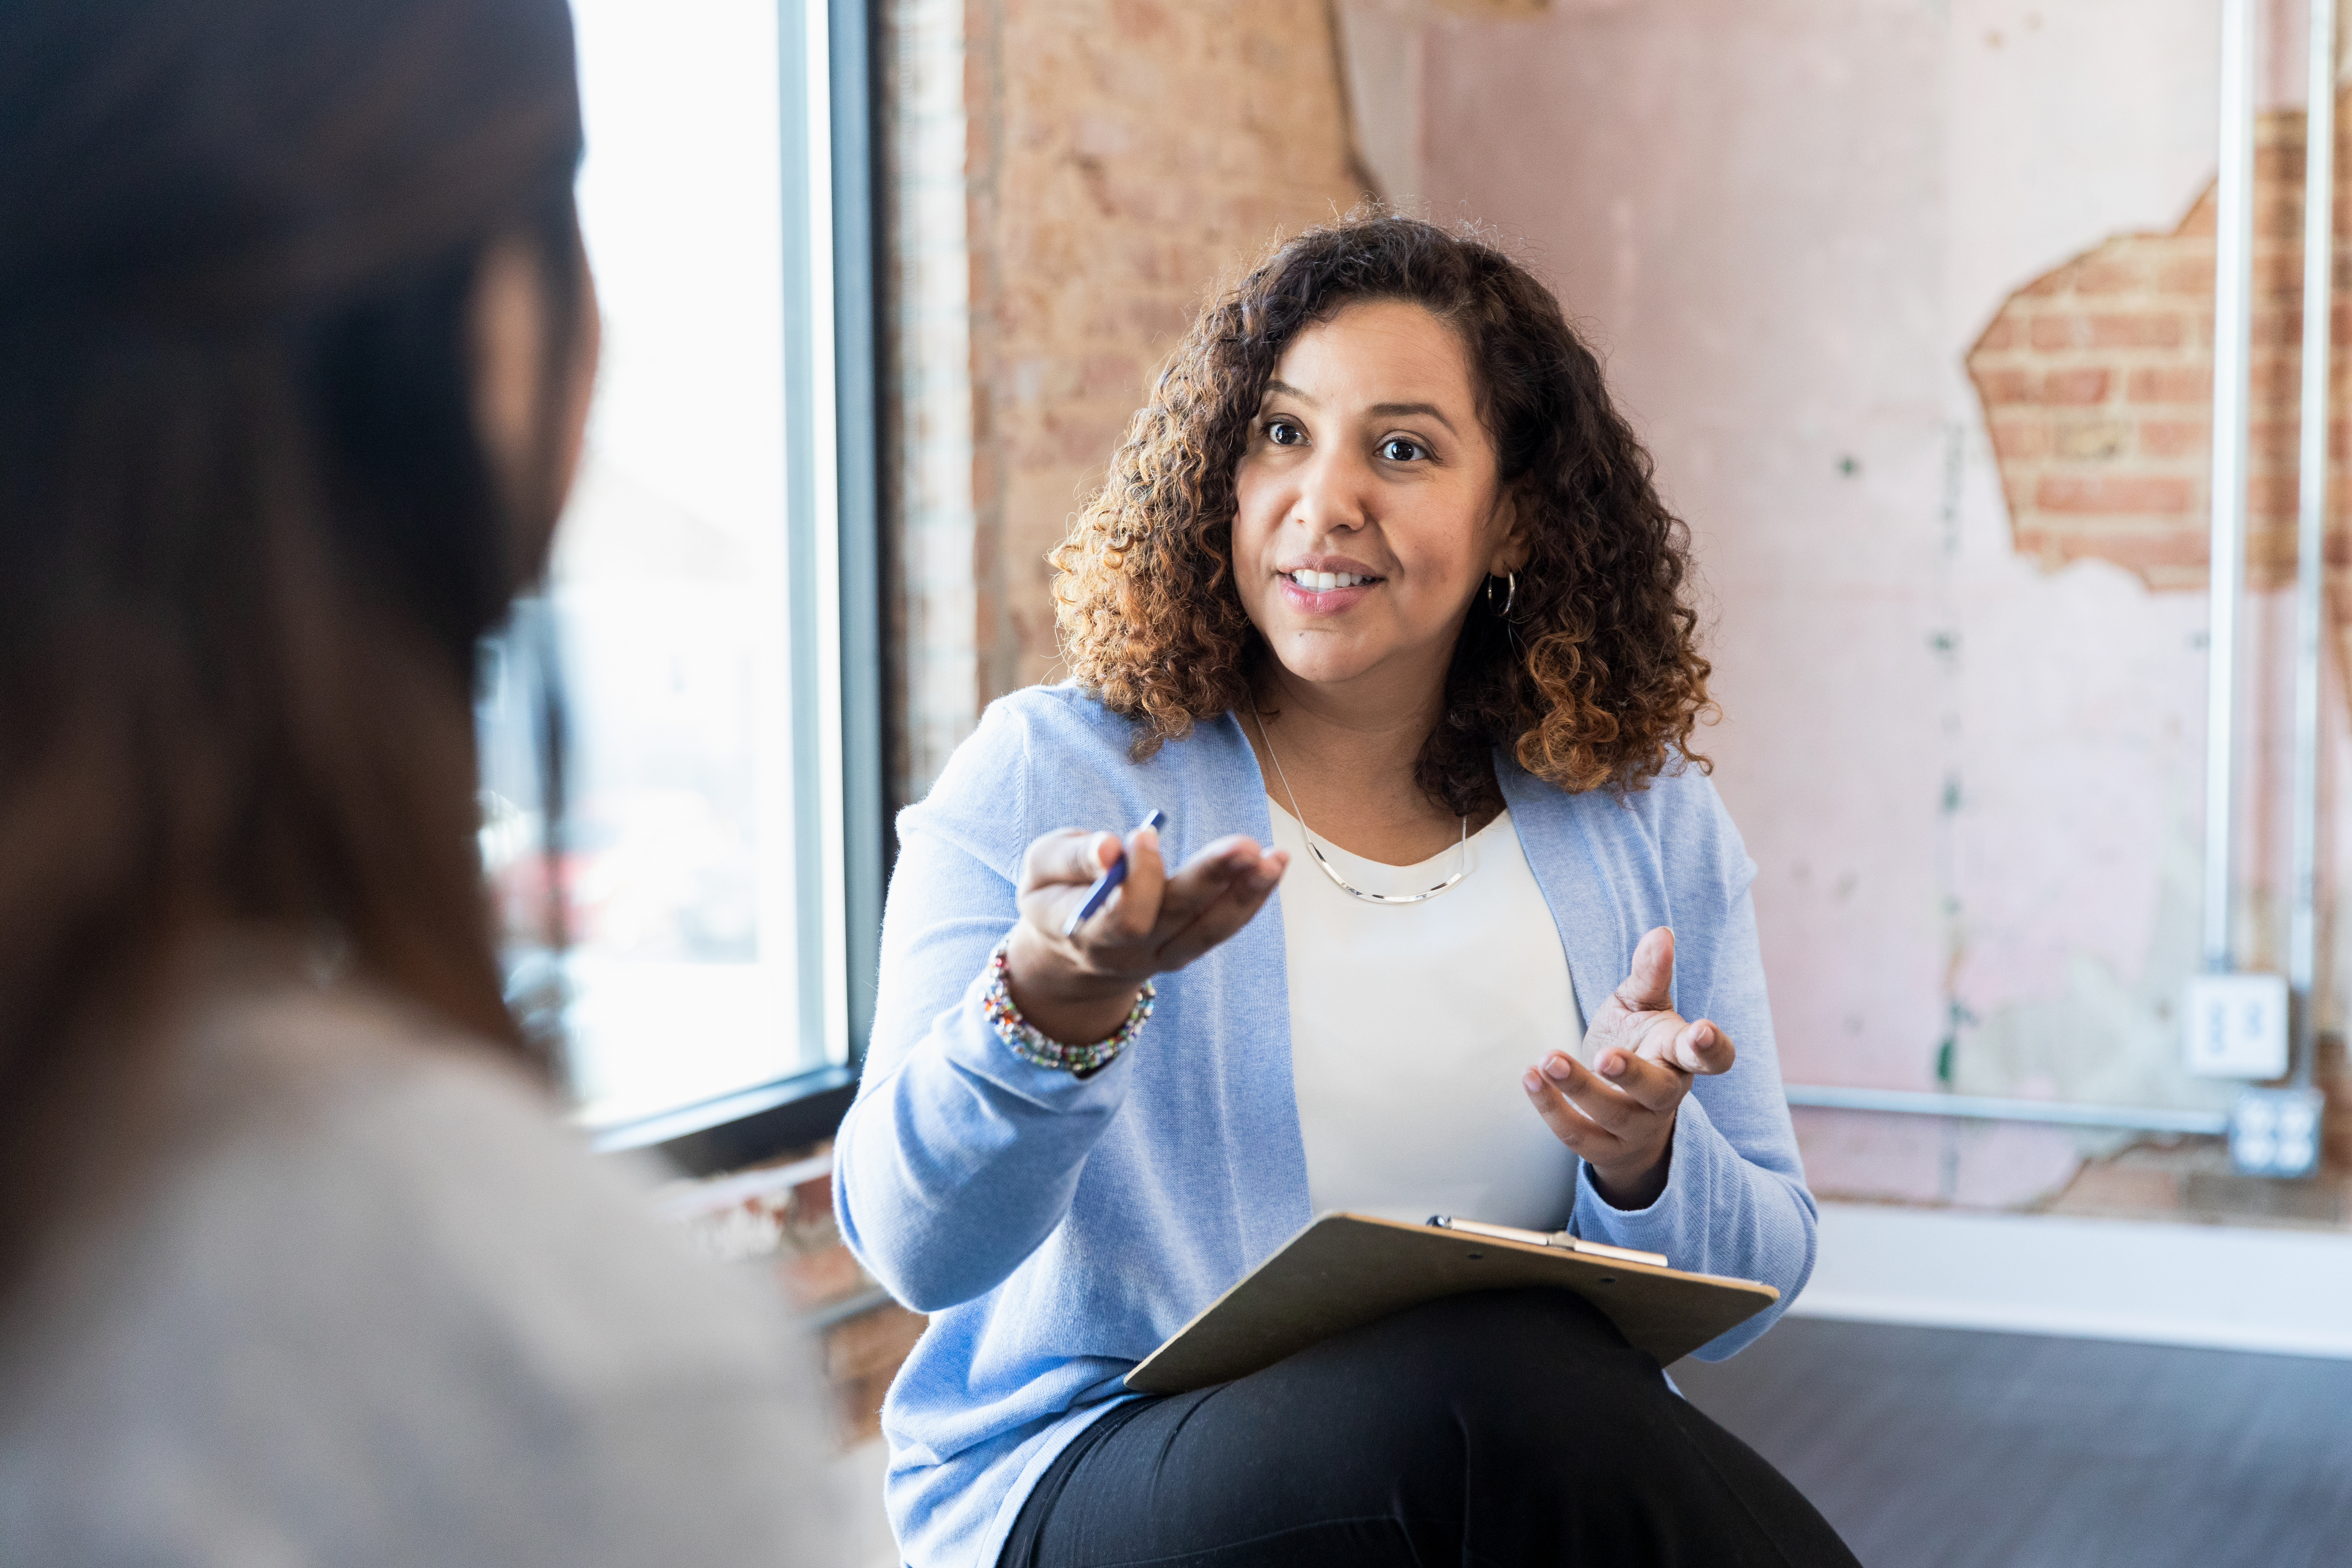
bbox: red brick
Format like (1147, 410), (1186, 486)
(2251, 307), (2299, 348)
(2255, 252), (2305, 293)
(2255, 143), (2305, 185)
(2073, 255), (2148, 295)
(1989, 421), (2045, 460)
(2258, 193), (2304, 240)
(2043, 367), (2113, 406)
(1109, 0), (1173, 38)
(2030, 315), (2089, 351)
(791, 1173), (833, 1216)
(2248, 419), (2299, 460)
(2139, 417), (2210, 457)
(1975, 317), (2018, 352)
(2056, 527), (2210, 573)
(836, 1370), (892, 1444)
(825, 1302), (927, 1381)
(2128, 366), (2212, 404)
(2089, 312), (2186, 349)
(779, 1241), (866, 1309)
(2055, 420), (2129, 460)
(2248, 473), (2301, 521)
(2035, 474), (2197, 514)
(1975, 367), (2038, 405)
(2051, 1160), (2188, 1213)
(1046, 409), (1121, 463)
(2248, 539), (2307, 586)
(1079, 351), (1141, 397)
(2157, 255), (2216, 295)
(2252, 355), (2298, 400)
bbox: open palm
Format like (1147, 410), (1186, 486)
(1582, 927), (1735, 1075)
(1521, 926), (1736, 1208)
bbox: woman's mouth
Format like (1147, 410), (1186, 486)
(1277, 568), (1380, 613)
(1284, 568), (1377, 593)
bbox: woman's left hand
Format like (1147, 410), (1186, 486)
(1521, 926), (1736, 1210)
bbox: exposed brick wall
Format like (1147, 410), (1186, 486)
(665, 1145), (924, 1446)
(883, 0), (986, 806)
(1965, 94), (2352, 1207)
(1967, 91), (2349, 613)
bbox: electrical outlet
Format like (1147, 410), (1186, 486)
(2182, 973), (2289, 1079)
(2230, 1087), (2324, 1178)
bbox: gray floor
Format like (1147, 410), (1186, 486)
(1671, 1318), (2352, 1568)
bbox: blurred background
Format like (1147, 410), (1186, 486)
(496, 1), (2352, 1562)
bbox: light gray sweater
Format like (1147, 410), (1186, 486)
(0, 962), (840, 1567)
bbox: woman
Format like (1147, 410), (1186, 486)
(0, 1), (835, 1561)
(838, 217), (1853, 1566)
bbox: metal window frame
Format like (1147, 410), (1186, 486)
(592, 0), (884, 1177)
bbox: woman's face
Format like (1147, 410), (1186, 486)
(1232, 298), (1525, 696)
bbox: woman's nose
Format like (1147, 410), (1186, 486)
(1291, 448), (1370, 533)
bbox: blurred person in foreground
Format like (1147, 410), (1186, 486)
(0, 2), (839, 1562)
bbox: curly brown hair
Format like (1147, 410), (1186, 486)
(1050, 214), (1714, 813)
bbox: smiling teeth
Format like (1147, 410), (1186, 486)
(1290, 570), (1365, 592)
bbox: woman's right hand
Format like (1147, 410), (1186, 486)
(1002, 822), (1287, 1047)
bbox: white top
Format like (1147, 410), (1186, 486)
(0, 955), (843, 1568)
(1268, 799), (1585, 1232)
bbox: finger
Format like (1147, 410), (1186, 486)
(1151, 848), (1288, 966)
(1666, 1018), (1736, 1076)
(1155, 836), (1274, 925)
(1021, 827), (1121, 895)
(1521, 1063), (1624, 1157)
(1095, 822), (1167, 940)
(1612, 926), (1676, 1013)
(1534, 1050), (1648, 1137)
(1587, 1042), (1693, 1115)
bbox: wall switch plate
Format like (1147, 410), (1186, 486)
(2182, 973), (2290, 1079)
(2230, 1087), (2324, 1178)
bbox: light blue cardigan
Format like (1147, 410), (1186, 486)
(834, 684), (1818, 1568)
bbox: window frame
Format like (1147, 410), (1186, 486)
(588, 0), (884, 1176)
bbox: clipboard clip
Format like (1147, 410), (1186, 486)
(1428, 1215), (1669, 1269)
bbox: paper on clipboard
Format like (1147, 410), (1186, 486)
(1125, 1212), (1778, 1395)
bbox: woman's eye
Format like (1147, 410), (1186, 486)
(1266, 419), (1307, 447)
(1380, 437), (1428, 463)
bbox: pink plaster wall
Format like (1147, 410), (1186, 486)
(1395, 0), (2339, 1205)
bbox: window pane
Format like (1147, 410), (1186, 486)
(479, 0), (819, 1130)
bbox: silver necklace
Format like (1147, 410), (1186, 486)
(1249, 707), (1471, 905)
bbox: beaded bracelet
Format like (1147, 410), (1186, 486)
(982, 938), (1155, 1076)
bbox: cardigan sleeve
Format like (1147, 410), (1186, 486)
(831, 698), (1147, 1314)
(1566, 774), (1819, 1359)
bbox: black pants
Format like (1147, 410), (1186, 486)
(1000, 1288), (1860, 1568)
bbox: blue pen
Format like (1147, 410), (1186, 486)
(1062, 809), (1166, 937)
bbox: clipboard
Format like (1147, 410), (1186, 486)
(1124, 1212), (1779, 1395)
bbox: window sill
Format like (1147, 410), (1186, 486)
(591, 1063), (858, 1176)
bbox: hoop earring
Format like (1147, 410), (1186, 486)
(1486, 571), (1517, 619)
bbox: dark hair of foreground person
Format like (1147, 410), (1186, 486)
(0, 0), (584, 1284)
